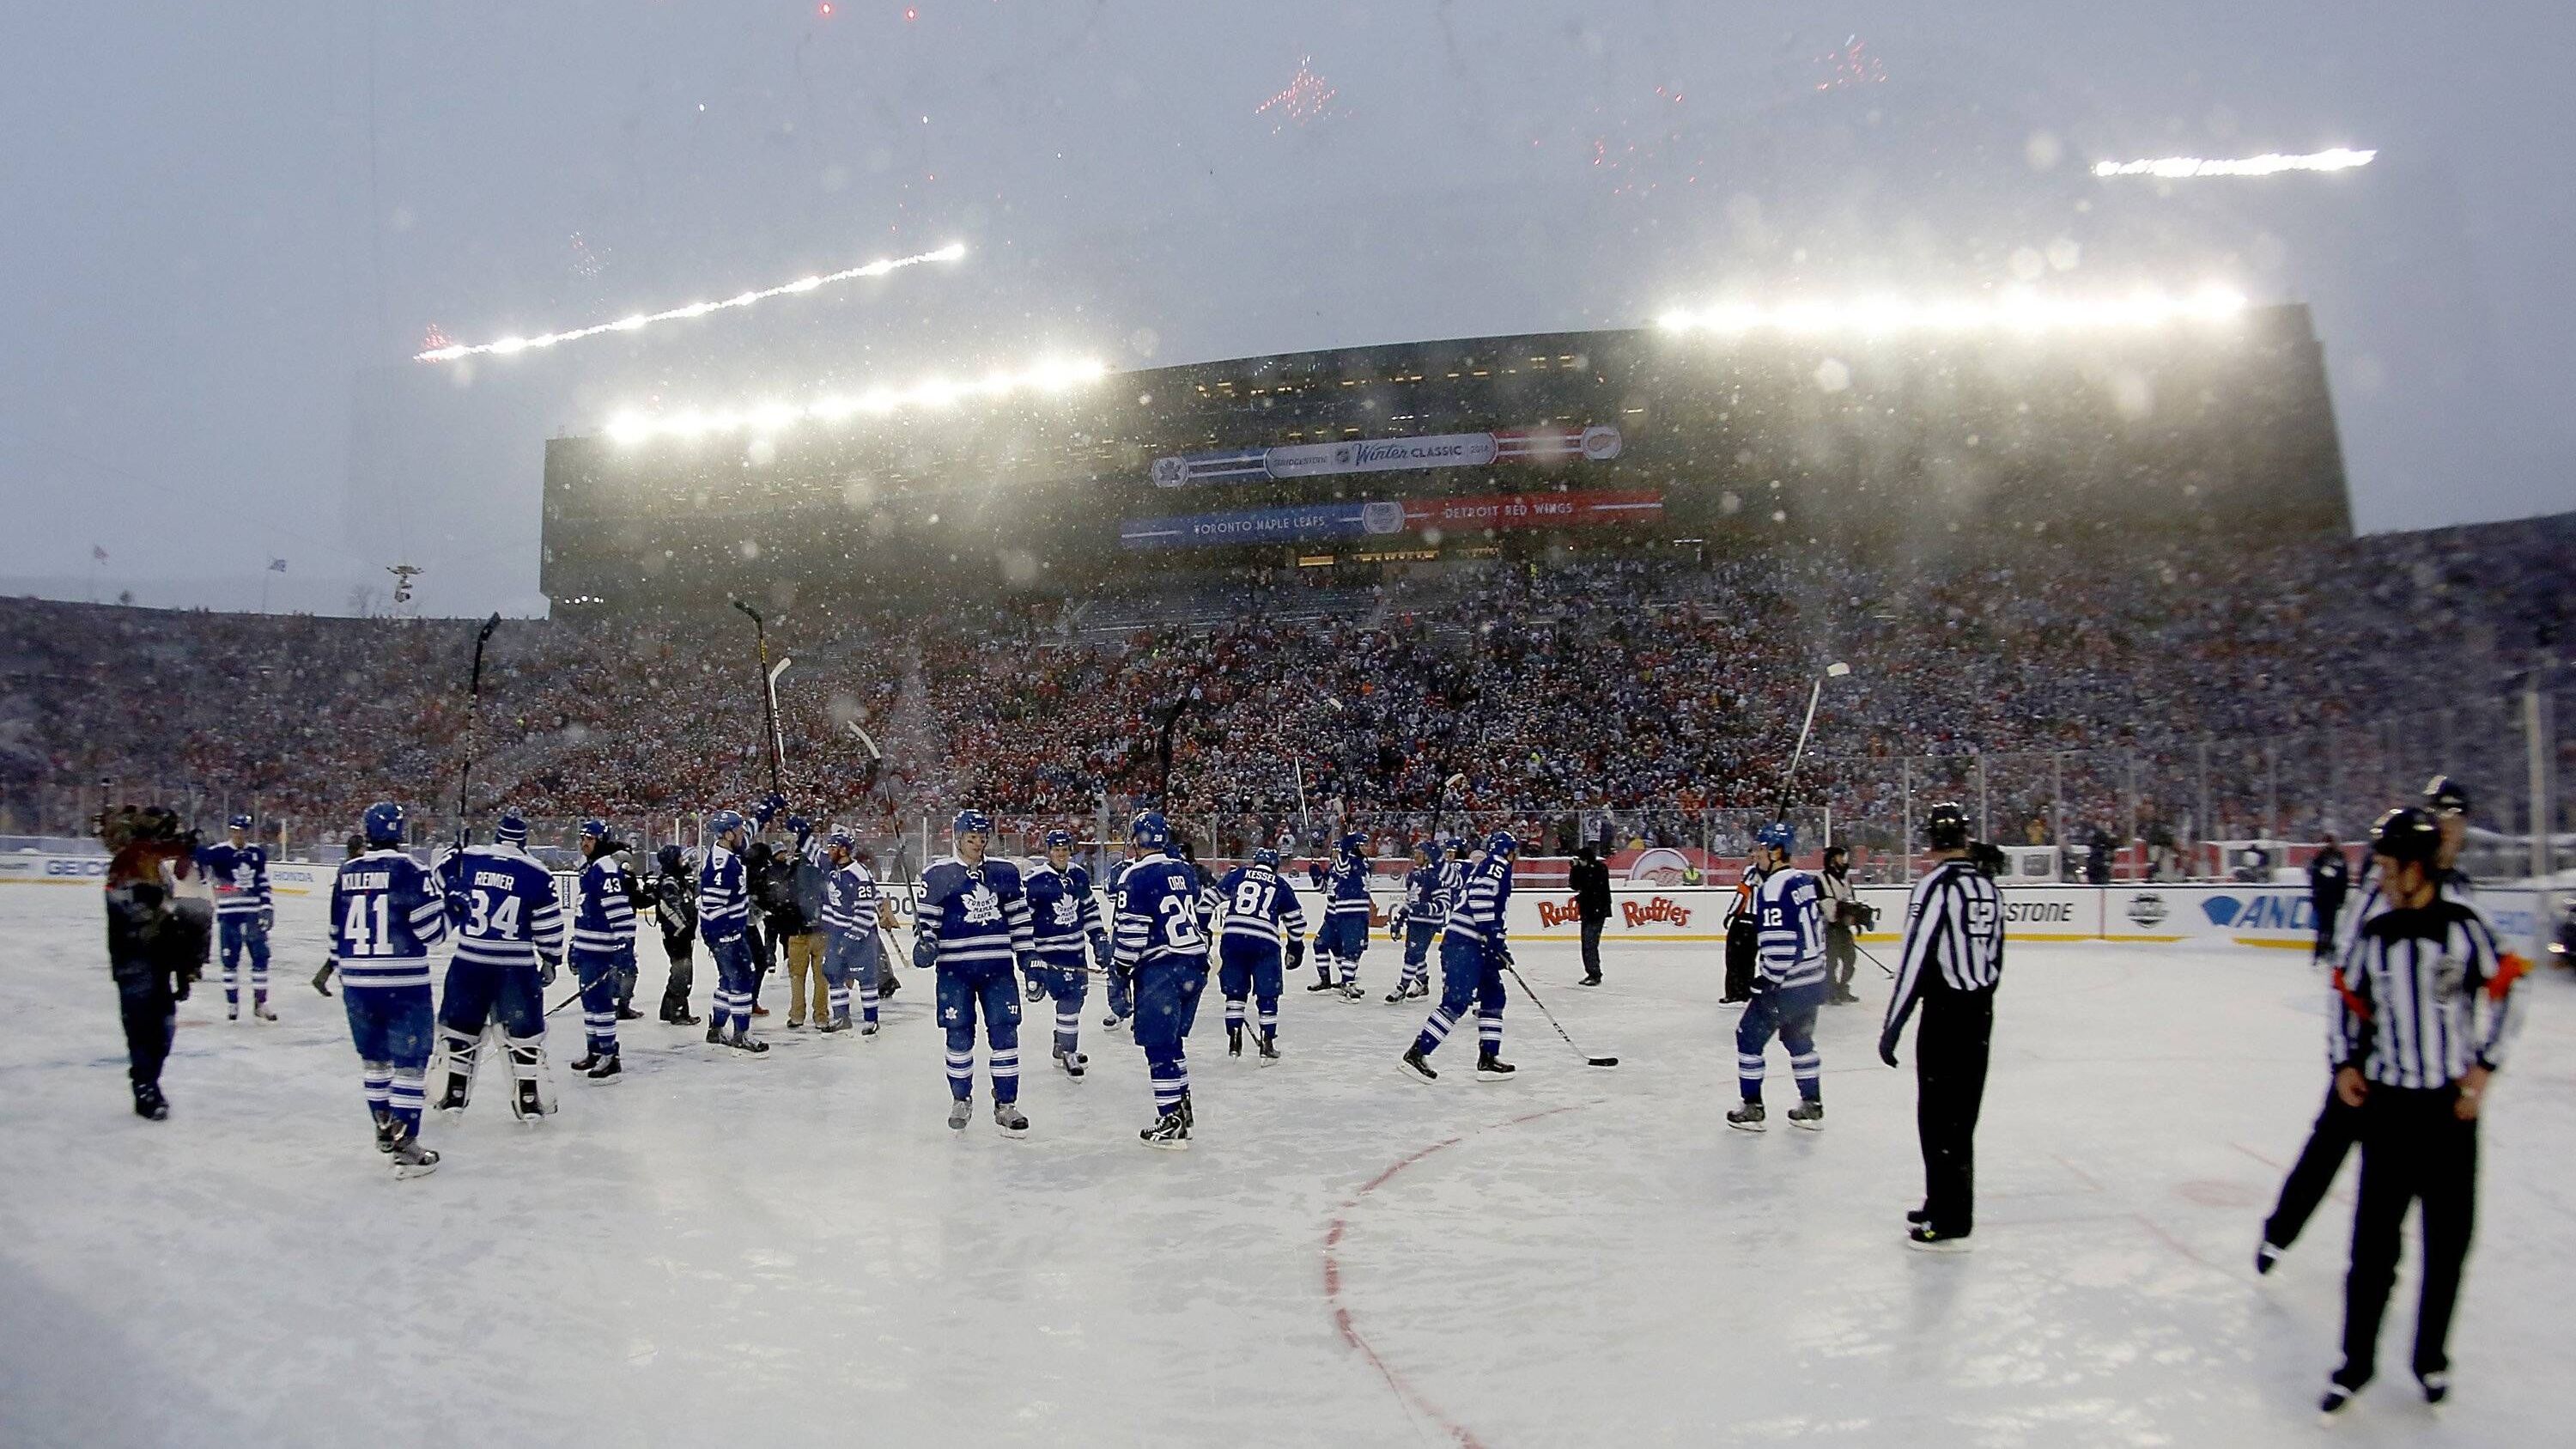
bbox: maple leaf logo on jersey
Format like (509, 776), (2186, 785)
(959, 882), (1003, 926)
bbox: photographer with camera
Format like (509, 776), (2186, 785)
(647, 843), (702, 1025)
(1819, 844), (1875, 1005)
(98, 805), (213, 1120)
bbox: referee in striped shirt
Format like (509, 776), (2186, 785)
(2317, 806), (2528, 1418)
(1878, 801), (2005, 1251)
(2259, 773), (2477, 1273)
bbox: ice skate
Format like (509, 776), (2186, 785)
(511, 1076), (553, 1121)
(253, 998), (276, 1021)
(586, 1054), (622, 1082)
(993, 1100), (1030, 1137)
(1785, 1100), (1825, 1130)
(1396, 1046), (1437, 1084)
(2254, 1239), (2282, 1275)
(705, 1023), (726, 1044)
(388, 1132), (440, 1179)
(434, 1072), (471, 1115)
(726, 1031), (769, 1054)
(373, 1110), (397, 1153)
(1256, 1033), (1279, 1065)
(1139, 1108), (1190, 1150)
(1342, 980), (1365, 1001)
(1226, 1021), (1243, 1057)
(1474, 1052), (1517, 1082)
(860, 1020), (880, 1037)
(132, 1081), (169, 1121)
(2318, 1381), (2359, 1420)
(1726, 1101), (1766, 1132)
(1384, 984), (1406, 1003)
(2419, 1371), (2450, 1405)
(1054, 1044), (1086, 1078)
(569, 1052), (605, 1073)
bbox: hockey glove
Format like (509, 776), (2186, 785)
(1877, 1027), (1901, 1068)
(1089, 934), (1111, 971)
(1388, 908), (1408, 941)
(312, 959), (336, 996)
(258, 907), (274, 933)
(1288, 938), (1306, 972)
(1024, 971), (1047, 1002)
(912, 932), (939, 971)
(1489, 941), (1513, 971)
(539, 956), (560, 988)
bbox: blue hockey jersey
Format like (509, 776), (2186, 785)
(197, 840), (272, 918)
(1112, 851), (1209, 970)
(698, 843), (750, 945)
(1024, 861), (1107, 968)
(1441, 853), (1513, 948)
(445, 843), (568, 970)
(1753, 867), (1826, 989)
(1211, 862), (1306, 951)
(1399, 863), (1448, 929)
(1323, 856), (1375, 919)
(571, 854), (638, 957)
(328, 849), (449, 989)
(820, 859), (881, 941)
(915, 855), (1032, 971)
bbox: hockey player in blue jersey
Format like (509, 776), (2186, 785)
(1112, 812), (1210, 1147)
(434, 813), (569, 1120)
(197, 813), (276, 1021)
(567, 820), (637, 1083)
(914, 810), (1034, 1135)
(817, 828), (884, 1034)
(329, 803), (447, 1176)
(1312, 831), (1376, 1001)
(1384, 839), (1445, 1003)
(1209, 846), (1305, 1064)
(1399, 832), (1519, 1083)
(698, 809), (768, 1053)
(1024, 828), (1110, 1078)
(1729, 822), (1827, 1132)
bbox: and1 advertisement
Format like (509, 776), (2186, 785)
(1120, 490), (1665, 551)
(1150, 424), (1623, 488)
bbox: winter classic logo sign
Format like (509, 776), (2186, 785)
(2125, 892), (2170, 928)
(1626, 847), (1692, 886)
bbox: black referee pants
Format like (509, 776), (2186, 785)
(2338, 1085), (2478, 1388)
(2263, 1083), (2361, 1251)
(1722, 919), (1757, 1002)
(1915, 985), (1995, 1236)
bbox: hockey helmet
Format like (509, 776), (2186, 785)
(786, 815), (811, 837)
(1338, 831), (1367, 860)
(952, 808), (993, 838)
(361, 801), (405, 847)
(1923, 801), (1971, 851)
(1252, 847), (1280, 868)
(707, 808), (747, 841)
(825, 825), (855, 851)
(1043, 827), (1076, 850)
(2370, 806), (2443, 865)
(579, 818), (608, 840)
(228, 813), (253, 831)
(1411, 838), (1433, 863)
(1446, 839), (1469, 859)
(1132, 811), (1171, 849)
(495, 813), (529, 847)
(2422, 774), (2471, 816)
(1485, 830), (1519, 858)
(1754, 820), (1795, 855)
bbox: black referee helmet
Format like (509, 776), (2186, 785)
(1924, 801), (1971, 851)
(2422, 774), (2471, 816)
(2369, 806), (2444, 864)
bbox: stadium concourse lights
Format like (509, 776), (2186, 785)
(1656, 284), (2250, 338)
(416, 242), (968, 362)
(602, 356), (1111, 445)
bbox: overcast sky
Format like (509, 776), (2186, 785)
(4, 2), (2571, 615)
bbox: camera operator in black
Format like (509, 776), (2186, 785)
(2308, 834), (2351, 963)
(99, 806), (211, 1120)
(649, 843), (702, 1025)
(1819, 844), (1874, 1004)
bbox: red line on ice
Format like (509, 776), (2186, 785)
(1323, 1104), (1582, 1448)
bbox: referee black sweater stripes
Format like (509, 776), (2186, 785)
(1884, 859), (2004, 1037)
(2330, 898), (2521, 1089)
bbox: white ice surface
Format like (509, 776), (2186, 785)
(1, 885), (2569, 1448)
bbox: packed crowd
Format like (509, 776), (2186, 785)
(3, 513), (2568, 858)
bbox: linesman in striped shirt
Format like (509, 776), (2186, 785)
(2317, 807), (2528, 1418)
(1878, 802), (2004, 1251)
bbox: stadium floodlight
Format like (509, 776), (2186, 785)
(602, 356), (1111, 445)
(1656, 284), (2249, 338)
(2091, 148), (2374, 180)
(416, 241), (968, 362)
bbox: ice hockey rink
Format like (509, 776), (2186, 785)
(2, 883), (2567, 1447)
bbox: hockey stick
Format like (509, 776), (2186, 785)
(1853, 938), (1898, 979)
(455, 612), (501, 846)
(732, 598), (787, 798)
(1771, 661), (1850, 824)
(1499, 959), (1619, 1067)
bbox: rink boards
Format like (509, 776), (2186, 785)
(9, 852), (2547, 957)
